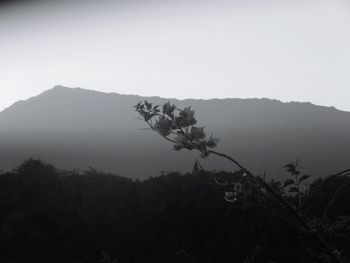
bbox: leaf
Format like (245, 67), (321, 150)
(284, 164), (296, 174)
(190, 126), (205, 140)
(175, 107), (197, 127)
(288, 187), (299, 193)
(206, 134), (220, 148)
(153, 117), (173, 136)
(153, 105), (160, 113)
(283, 179), (295, 188)
(163, 101), (176, 116)
(134, 101), (142, 109)
(144, 100), (152, 110)
(284, 164), (295, 172)
(144, 113), (157, 122)
(299, 174), (310, 183)
(174, 133), (192, 151)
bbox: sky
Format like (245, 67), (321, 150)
(0, 0), (350, 111)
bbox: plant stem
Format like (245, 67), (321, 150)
(320, 182), (350, 226)
(209, 150), (342, 263)
(301, 169), (350, 211)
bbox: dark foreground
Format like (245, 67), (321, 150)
(0, 159), (349, 263)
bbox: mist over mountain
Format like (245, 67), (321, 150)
(0, 85), (349, 179)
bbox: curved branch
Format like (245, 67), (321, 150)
(135, 101), (343, 262)
(209, 150), (249, 172)
(301, 169), (350, 211)
(209, 150), (342, 262)
(320, 182), (350, 225)
(209, 150), (310, 229)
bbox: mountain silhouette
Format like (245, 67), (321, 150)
(0, 85), (349, 179)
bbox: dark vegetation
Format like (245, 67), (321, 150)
(0, 159), (349, 263)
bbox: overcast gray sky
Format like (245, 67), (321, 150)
(1, 0), (349, 111)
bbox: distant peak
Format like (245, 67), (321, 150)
(48, 85), (104, 94)
(52, 85), (67, 89)
(41, 85), (84, 95)
(51, 85), (78, 91)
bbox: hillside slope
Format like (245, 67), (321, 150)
(0, 85), (349, 179)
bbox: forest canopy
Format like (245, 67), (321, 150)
(0, 159), (349, 263)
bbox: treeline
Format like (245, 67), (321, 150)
(0, 159), (349, 263)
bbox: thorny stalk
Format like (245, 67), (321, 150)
(135, 100), (347, 263)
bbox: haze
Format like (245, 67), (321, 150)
(0, 0), (349, 111)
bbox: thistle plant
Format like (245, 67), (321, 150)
(135, 101), (220, 157)
(135, 100), (350, 263)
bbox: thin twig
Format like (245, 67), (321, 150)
(136, 102), (344, 263)
(208, 150), (341, 262)
(320, 182), (350, 226)
(302, 169), (350, 211)
(210, 150), (309, 228)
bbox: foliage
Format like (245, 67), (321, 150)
(135, 101), (219, 157)
(0, 159), (349, 262)
(135, 101), (350, 263)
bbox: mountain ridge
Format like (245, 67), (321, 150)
(0, 85), (349, 179)
(2, 85), (344, 115)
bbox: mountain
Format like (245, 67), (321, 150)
(0, 85), (349, 179)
